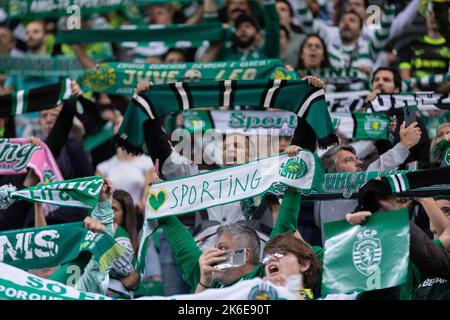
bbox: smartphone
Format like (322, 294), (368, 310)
(403, 106), (416, 127)
(214, 249), (246, 270)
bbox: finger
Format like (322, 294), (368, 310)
(204, 256), (228, 266)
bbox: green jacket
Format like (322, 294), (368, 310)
(159, 189), (308, 291)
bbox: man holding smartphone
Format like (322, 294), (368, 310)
(366, 67), (431, 169)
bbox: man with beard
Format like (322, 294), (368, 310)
(201, 0), (279, 62)
(366, 67), (431, 169)
(3, 21), (59, 137)
(312, 118), (422, 245)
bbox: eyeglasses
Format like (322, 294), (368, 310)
(304, 43), (323, 50)
(260, 251), (286, 265)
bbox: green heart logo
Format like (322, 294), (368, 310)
(148, 189), (168, 212)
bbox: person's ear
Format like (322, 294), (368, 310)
(299, 260), (311, 273)
(245, 248), (252, 262)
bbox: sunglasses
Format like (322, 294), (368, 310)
(260, 251), (286, 265)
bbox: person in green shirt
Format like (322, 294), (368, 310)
(156, 146), (321, 294)
(201, 0), (280, 62)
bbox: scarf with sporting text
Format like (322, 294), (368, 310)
(0, 176), (104, 210)
(118, 79), (337, 153)
(0, 222), (124, 272)
(0, 79), (73, 118)
(0, 138), (63, 183)
(145, 151), (323, 220)
(77, 59), (294, 96)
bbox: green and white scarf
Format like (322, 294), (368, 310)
(0, 55), (84, 78)
(0, 176), (104, 210)
(298, 67), (370, 89)
(77, 59), (292, 95)
(145, 151), (323, 219)
(182, 109), (297, 136)
(0, 261), (111, 300)
(402, 73), (450, 91)
(7, 0), (123, 20)
(56, 23), (227, 47)
(118, 79), (336, 153)
(371, 93), (450, 112)
(0, 222), (124, 272)
(327, 91), (450, 113)
(330, 112), (390, 141)
(322, 208), (410, 295)
(0, 79), (72, 118)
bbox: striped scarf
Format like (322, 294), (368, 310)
(0, 79), (73, 118)
(117, 80), (337, 153)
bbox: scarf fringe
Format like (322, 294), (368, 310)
(317, 134), (339, 150)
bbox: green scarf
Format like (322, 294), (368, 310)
(118, 79), (336, 153)
(0, 55), (84, 77)
(0, 261), (111, 300)
(56, 23), (227, 47)
(402, 73), (450, 91)
(7, 0), (123, 20)
(0, 176), (104, 210)
(331, 112), (390, 141)
(0, 79), (73, 118)
(432, 139), (450, 167)
(298, 67), (370, 89)
(145, 151), (323, 219)
(0, 222), (124, 272)
(77, 59), (292, 95)
(322, 208), (410, 295)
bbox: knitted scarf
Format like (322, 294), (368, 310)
(77, 59), (290, 95)
(356, 167), (450, 212)
(117, 79), (337, 153)
(7, 0), (123, 20)
(0, 176), (104, 210)
(0, 222), (124, 272)
(0, 79), (73, 118)
(56, 23), (227, 47)
(401, 73), (450, 91)
(0, 55), (84, 77)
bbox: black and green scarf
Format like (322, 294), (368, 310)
(117, 79), (337, 153)
(0, 79), (72, 117)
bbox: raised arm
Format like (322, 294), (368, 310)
(262, 0), (280, 59)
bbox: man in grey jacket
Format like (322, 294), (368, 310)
(314, 120), (422, 244)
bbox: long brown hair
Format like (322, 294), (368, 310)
(264, 232), (321, 289)
(113, 190), (139, 254)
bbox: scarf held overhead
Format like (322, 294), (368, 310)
(0, 262), (111, 300)
(0, 222), (124, 272)
(0, 55), (84, 77)
(77, 59), (291, 95)
(118, 79), (337, 153)
(56, 23), (227, 46)
(330, 112), (390, 141)
(182, 110), (297, 136)
(145, 151), (323, 220)
(7, 0), (123, 19)
(0, 138), (63, 183)
(0, 79), (73, 118)
(0, 176), (104, 210)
